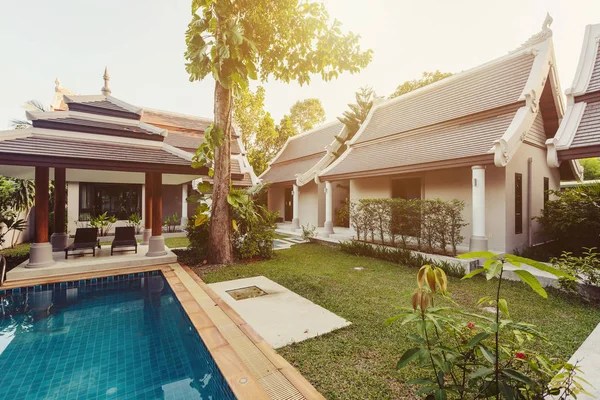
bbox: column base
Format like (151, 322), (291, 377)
(180, 217), (188, 230)
(50, 232), (69, 252)
(141, 229), (152, 245)
(146, 236), (167, 257)
(469, 235), (488, 252)
(291, 218), (300, 230)
(27, 243), (56, 268)
(323, 221), (334, 235)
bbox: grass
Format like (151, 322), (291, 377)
(0, 243), (31, 257)
(197, 244), (600, 400)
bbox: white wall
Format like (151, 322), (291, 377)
(67, 182), (79, 235)
(349, 176), (392, 201)
(268, 186), (286, 221)
(504, 143), (560, 252)
(298, 181), (319, 228)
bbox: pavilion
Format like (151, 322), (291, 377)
(0, 76), (244, 270)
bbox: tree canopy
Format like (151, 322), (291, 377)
(389, 70), (452, 99)
(233, 86), (326, 175)
(580, 158), (600, 180)
(184, 0), (372, 263)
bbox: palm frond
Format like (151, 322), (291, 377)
(10, 119), (32, 129)
(24, 99), (48, 112)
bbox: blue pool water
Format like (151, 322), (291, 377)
(0, 272), (236, 399)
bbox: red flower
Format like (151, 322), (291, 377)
(515, 352), (527, 360)
(467, 322), (475, 330)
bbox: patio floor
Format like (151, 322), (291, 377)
(6, 245), (177, 281)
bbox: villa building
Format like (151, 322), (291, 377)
(4, 70), (258, 248)
(263, 17), (583, 253)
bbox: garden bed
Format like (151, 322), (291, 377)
(195, 244), (600, 399)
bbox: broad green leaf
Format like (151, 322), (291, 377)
(462, 267), (485, 280)
(498, 298), (509, 318)
(396, 348), (421, 369)
(407, 378), (435, 385)
(478, 344), (496, 364)
(195, 181), (212, 193)
(513, 270), (547, 298)
(505, 254), (575, 279)
(232, 219), (238, 231)
(468, 367), (494, 381)
(486, 260), (502, 280)
(194, 213), (208, 227)
(501, 369), (534, 386)
(435, 389), (447, 400)
(458, 251), (497, 259)
(468, 332), (490, 347)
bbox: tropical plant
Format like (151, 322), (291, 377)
(579, 158), (600, 180)
(552, 248), (600, 299)
(301, 224), (317, 242)
(387, 253), (587, 399)
(337, 86), (374, 153)
(89, 212), (117, 237)
(164, 212), (181, 233)
(335, 198), (350, 228)
(126, 213), (143, 234)
(184, 0), (372, 264)
(9, 179), (35, 247)
(10, 99), (49, 129)
(0, 211), (27, 249)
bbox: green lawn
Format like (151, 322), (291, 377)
(197, 244), (600, 400)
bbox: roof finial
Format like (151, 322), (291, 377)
(55, 77), (61, 92)
(542, 13), (553, 32)
(101, 66), (111, 96)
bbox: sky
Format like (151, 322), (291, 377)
(1, 0), (599, 130)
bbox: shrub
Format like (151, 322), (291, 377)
(552, 248), (600, 299)
(126, 213), (142, 234)
(387, 258), (584, 399)
(89, 212), (117, 236)
(187, 183), (277, 262)
(339, 240), (464, 278)
(164, 212), (180, 233)
(350, 198), (467, 255)
(301, 224), (316, 242)
(535, 183), (600, 253)
(334, 198), (350, 228)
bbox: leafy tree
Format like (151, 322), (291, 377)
(288, 98), (325, 133)
(580, 157), (600, 180)
(185, 0), (371, 264)
(389, 70), (452, 99)
(233, 85), (270, 148)
(338, 86), (374, 140)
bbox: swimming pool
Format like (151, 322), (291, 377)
(0, 272), (236, 399)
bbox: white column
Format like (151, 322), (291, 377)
(469, 166), (488, 251)
(323, 181), (334, 235)
(291, 184), (300, 230)
(181, 184), (188, 228)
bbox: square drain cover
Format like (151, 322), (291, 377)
(226, 285), (268, 301)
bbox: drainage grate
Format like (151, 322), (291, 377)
(226, 285), (268, 301)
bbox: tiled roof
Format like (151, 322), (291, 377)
(570, 101), (600, 148)
(261, 154), (325, 184)
(0, 134), (190, 166)
(355, 52), (534, 145)
(586, 44), (600, 94)
(323, 110), (516, 178)
(275, 121), (344, 163)
(141, 109), (212, 133)
(164, 133), (242, 154)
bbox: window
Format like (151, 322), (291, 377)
(543, 177), (549, 206)
(79, 183), (142, 220)
(515, 173), (523, 234)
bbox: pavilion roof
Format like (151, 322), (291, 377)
(260, 121), (344, 184)
(549, 23), (600, 163)
(321, 18), (565, 180)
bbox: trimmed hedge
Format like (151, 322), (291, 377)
(339, 240), (464, 277)
(350, 198), (467, 255)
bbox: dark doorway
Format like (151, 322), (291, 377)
(284, 187), (293, 221)
(392, 178), (422, 199)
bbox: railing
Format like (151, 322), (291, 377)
(0, 255), (6, 287)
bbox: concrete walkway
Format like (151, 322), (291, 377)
(208, 276), (351, 349)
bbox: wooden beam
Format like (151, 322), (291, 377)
(152, 173), (163, 237)
(145, 172), (153, 230)
(35, 166), (49, 244)
(53, 168), (66, 235)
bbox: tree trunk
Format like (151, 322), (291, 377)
(207, 81), (234, 264)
